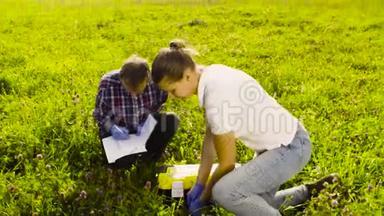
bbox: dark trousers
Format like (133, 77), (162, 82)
(100, 113), (179, 170)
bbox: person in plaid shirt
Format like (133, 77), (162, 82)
(93, 55), (179, 169)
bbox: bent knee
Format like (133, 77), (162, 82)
(166, 112), (179, 124)
(165, 113), (180, 130)
(212, 178), (233, 206)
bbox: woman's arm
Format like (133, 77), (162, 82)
(200, 131), (236, 202)
(196, 126), (216, 185)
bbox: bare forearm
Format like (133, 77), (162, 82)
(196, 151), (214, 185)
(196, 128), (215, 185)
(201, 131), (236, 202)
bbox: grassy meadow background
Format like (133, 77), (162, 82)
(0, 0), (383, 215)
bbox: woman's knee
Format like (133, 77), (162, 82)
(212, 178), (233, 206)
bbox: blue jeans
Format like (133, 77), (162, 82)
(212, 122), (312, 215)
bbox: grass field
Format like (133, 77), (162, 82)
(0, 0), (383, 215)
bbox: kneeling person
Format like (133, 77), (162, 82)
(93, 55), (179, 169)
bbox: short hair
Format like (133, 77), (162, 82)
(119, 55), (149, 90)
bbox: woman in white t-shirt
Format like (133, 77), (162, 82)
(151, 40), (338, 215)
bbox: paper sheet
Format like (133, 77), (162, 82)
(102, 114), (157, 163)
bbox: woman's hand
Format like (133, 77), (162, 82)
(198, 132), (236, 203)
(188, 198), (204, 216)
(186, 183), (204, 206)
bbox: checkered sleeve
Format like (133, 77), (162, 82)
(93, 85), (113, 137)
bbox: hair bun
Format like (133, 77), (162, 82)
(169, 39), (186, 50)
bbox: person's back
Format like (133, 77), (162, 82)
(199, 64), (298, 152)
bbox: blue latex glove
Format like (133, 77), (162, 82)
(136, 124), (144, 136)
(110, 124), (129, 140)
(189, 199), (204, 216)
(186, 183), (204, 207)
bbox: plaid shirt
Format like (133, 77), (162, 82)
(93, 70), (168, 138)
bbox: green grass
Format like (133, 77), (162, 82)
(0, 0), (383, 215)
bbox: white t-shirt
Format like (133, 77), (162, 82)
(198, 64), (299, 151)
